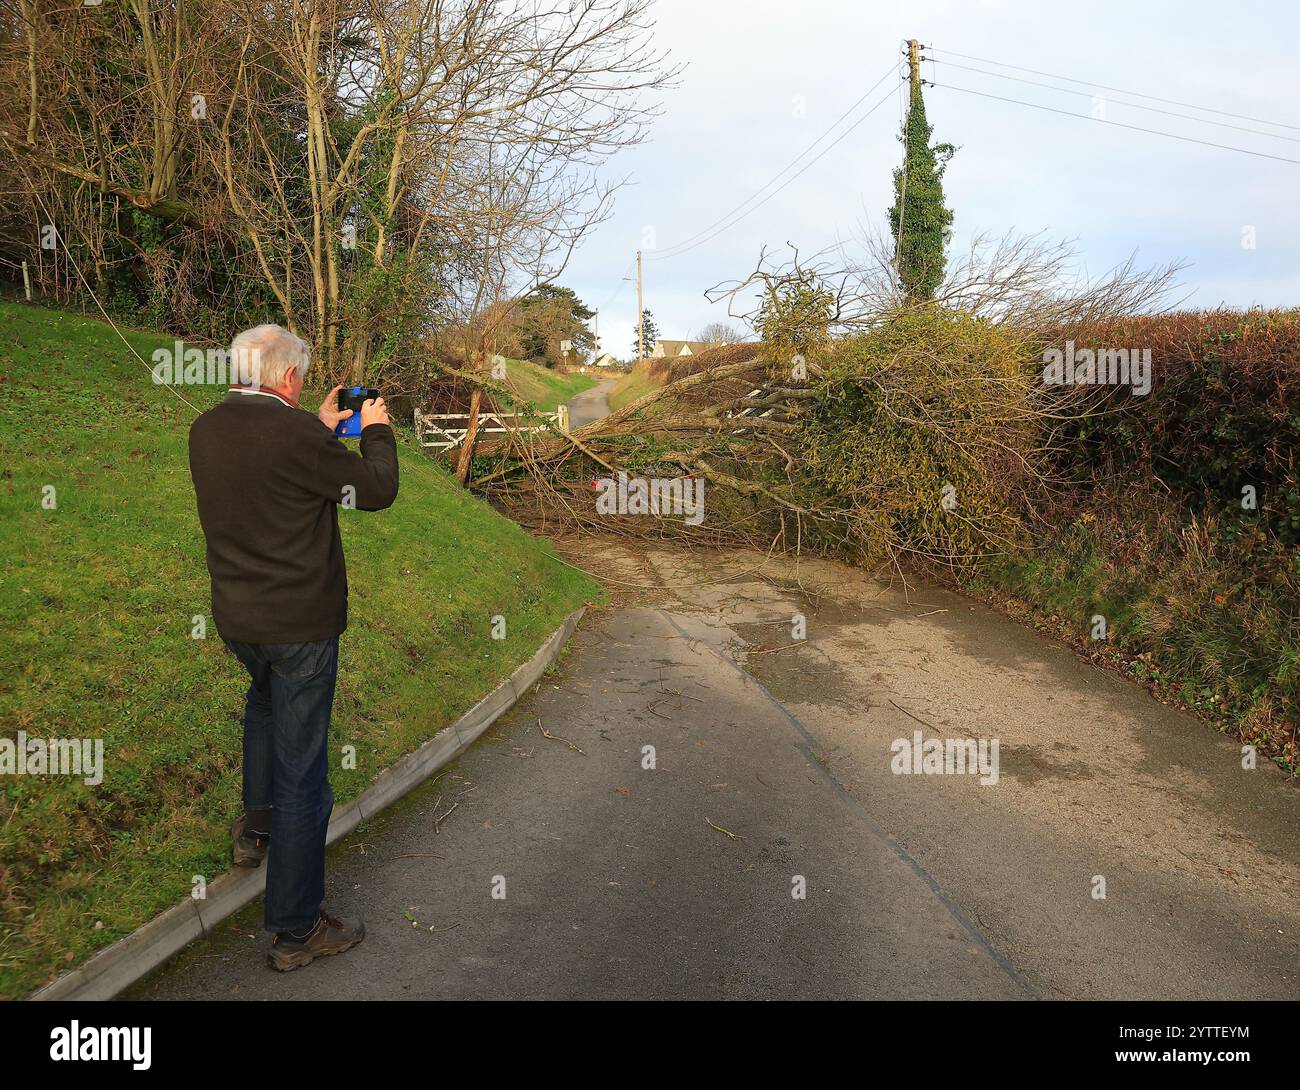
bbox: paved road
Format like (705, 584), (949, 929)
(566, 377), (616, 429)
(134, 547), (1300, 1000)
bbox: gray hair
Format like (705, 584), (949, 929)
(230, 324), (311, 388)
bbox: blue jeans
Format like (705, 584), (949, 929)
(225, 638), (339, 933)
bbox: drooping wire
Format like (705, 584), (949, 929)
(19, 168), (205, 414)
(932, 82), (1300, 166)
(933, 58), (1300, 144)
(648, 61), (901, 261)
(929, 46), (1300, 133)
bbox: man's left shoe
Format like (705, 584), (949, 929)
(232, 815), (269, 868)
(267, 911), (365, 972)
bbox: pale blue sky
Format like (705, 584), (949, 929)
(562, 0), (1300, 356)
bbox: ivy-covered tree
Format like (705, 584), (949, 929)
(887, 81), (955, 302)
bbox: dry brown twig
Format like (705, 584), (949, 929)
(536, 718), (586, 755)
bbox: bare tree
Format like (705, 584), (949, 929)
(0, 0), (677, 375)
(694, 320), (746, 345)
(207, 0), (677, 380)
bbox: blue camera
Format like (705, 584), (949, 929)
(335, 386), (379, 437)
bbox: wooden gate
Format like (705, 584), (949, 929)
(414, 405), (568, 450)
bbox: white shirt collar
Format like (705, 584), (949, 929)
(229, 387), (296, 408)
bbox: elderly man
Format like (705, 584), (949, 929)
(188, 324), (398, 971)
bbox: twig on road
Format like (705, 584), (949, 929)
(888, 699), (940, 732)
(537, 717), (587, 755)
(706, 817), (744, 841)
(748, 641), (812, 656)
(433, 801), (460, 833)
(404, 910), (463, 934)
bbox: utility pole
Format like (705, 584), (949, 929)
(895, 39), (922, 280)
(636, 248), (644, 360)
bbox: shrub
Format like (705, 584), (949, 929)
(1043, 309), (1300, 540)
(797, 308), (1039, 569)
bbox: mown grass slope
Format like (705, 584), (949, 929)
(0, 303), (600, 997)
(607, 359), (663, 411)
(501, 357), (597, 409)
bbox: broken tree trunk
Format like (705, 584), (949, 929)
(456, 387), (484, 485)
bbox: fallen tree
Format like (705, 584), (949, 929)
(452, 242), (1182, 575)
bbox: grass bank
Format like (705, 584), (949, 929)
(0, 302), (600, 998)
(966, 310), (1299, 775)
(607, 359), (662, 411)
(501, 357), (597, 409)
(970, 487), (1298, 775)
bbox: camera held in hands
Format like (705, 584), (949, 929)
(335, 386), (380, 438)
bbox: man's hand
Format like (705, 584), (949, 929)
(361, 397), (390, 429)
(317, 385), (353, 430)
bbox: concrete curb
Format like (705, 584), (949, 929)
(29, 607), (585, 1001)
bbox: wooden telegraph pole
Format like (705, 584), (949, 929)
(895, 39), (922, 280)
(636, 248), (644, 360)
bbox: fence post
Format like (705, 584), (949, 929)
(558, 404), (570, 434)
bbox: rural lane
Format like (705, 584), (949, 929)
(566, 377), (617, 429)
(132, 546), (1300, 1000)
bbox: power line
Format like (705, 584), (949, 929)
(596, 257), (635, 309)
(648, 60), (901, 261)
(933, 59), (1300, 144)
(649, 81), (901, 262)
(933, 81), (1300, 166)
(929, 46), (1300, 133)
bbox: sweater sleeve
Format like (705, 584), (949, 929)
(311, 422), (400, 511)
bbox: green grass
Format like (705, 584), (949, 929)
(607, 360), (662, 412)
(0, 302), (601, 997)
(500, 357), (597, 410)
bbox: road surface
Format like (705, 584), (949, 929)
(566, 377), (617, 430)
(133, 546), (1300, 1000)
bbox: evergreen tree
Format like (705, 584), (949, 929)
(632, 310), (659, 357)
(514, 284), (595, 367)
(887, 81), (955, 302)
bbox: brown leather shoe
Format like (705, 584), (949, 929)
(267, 911), (365, 972)
(232, 815), (269, 868)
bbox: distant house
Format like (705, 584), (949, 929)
(651, 339), (715, 359)
(593, 353), (620, 368)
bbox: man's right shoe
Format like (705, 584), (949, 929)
(232, 815), (269, 868)
(268, 911), (366, 972)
